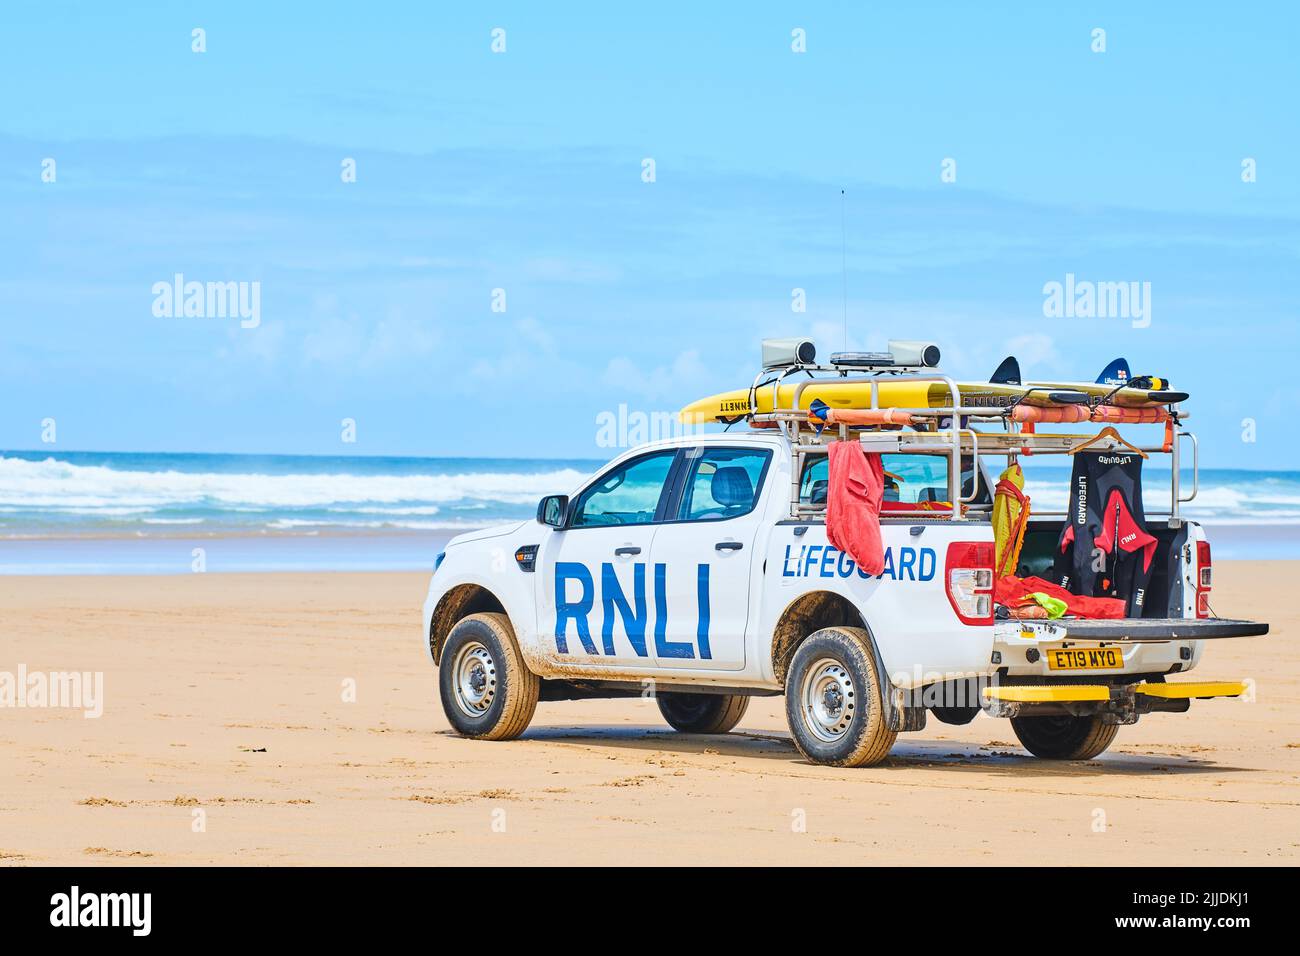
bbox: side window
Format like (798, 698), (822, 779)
(882, 454), (949, 504)
(677, 448), (771, 521)
(882, 454), (987, 505)
(799, 454), (985, 507)
(571, 451), (677, 527)
(799, 455), (829, 505)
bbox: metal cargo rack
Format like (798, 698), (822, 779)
(741, 362), (1196, 524)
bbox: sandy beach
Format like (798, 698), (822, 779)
(2, 561), (1296, 866)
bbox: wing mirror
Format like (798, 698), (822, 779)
(537, 494), (569, 528)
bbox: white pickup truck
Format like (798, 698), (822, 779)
(422, 367), (1266, 767)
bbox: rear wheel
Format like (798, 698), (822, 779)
(1010, 714), (1118, 760)
(438, 612), (538, 740)
(657, 692), (749, 734)
(784, 626), (897, 767)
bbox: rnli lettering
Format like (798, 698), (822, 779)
(554, 561), (711, 659)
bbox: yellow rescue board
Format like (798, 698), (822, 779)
(682, 381), (1057, 424)
(680, 380), (1187, 423)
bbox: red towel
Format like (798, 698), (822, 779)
(995, 575), (1127, 620)
(825, 441), (886, 576)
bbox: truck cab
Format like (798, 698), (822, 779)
(422, 351), (1266, 767)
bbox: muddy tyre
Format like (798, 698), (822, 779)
(657, 692), (750, 734)
(1010, 714), (1118, 760)
(784, 626), (897, 767)
(439, 612), (539, 740)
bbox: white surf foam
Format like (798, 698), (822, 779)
(0, 456), (587, 512)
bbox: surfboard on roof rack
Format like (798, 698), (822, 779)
(678, 346), (1188, 425)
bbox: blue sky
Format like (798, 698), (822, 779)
(2, 2), (1297, 466)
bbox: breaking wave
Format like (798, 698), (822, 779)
(0, 453), (591, 536)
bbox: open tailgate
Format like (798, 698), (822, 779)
(1010, 617), (1268, 644)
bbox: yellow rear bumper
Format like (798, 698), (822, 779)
(983, 685), (1110, 703)
(1134, 681), (1247, 699)
(983, 681), (1246, 703)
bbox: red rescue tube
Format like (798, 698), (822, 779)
(1090, 405), (1170, 424)
(1011, 405), (1090, 424)
(1010, 405), (1169, 424)
(814, 407), (921, 426)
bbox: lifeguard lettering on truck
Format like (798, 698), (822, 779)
(423, 432), (1266, 768)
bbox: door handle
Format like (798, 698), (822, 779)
(614, 546), (642, 556)
(715, 541), (743, 552)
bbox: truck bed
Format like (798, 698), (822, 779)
(1016, 518), (1193, 619)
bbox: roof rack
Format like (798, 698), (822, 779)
(740, 358), (1195, 525)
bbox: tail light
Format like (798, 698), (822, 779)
(946, 542), (995, 626)
(1195, 540), (1212, 618)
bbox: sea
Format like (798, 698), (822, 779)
(1, 451), (1297, 574)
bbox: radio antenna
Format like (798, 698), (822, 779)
(840, 188), (848, 350)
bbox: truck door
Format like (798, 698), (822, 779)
(648, 445), (773, 672)
(534, 449), (679, 669)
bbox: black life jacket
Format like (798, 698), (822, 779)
(1052, 451), (1158, 616)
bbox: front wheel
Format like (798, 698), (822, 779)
(438, 612), (539, 740)
(784, 626), (897, 767)
(657, 692), (749, 734)
(1010, 714), (1118, 760)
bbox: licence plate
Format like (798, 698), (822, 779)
(1046, 647), (1123, 671)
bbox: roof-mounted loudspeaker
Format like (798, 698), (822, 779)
(761, 338), (817, 369)
(889, 340), (941, 368)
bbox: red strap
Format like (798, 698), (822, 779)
(995, 478), (1028, 505)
